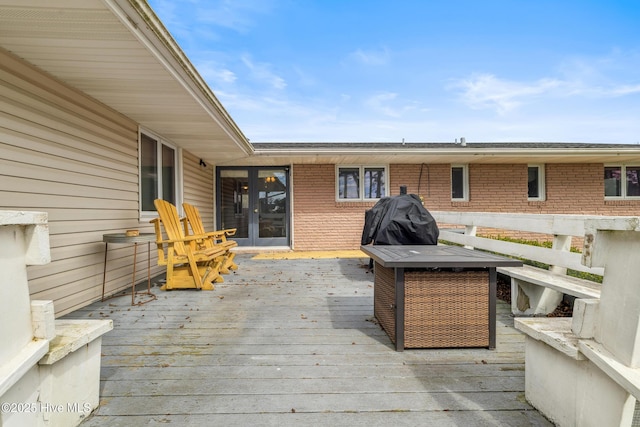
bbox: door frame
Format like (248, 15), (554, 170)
(216, 166), (291, 247)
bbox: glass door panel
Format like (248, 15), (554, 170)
(219, 169), (249, 239)
(218, 167), (289, 246)
(258, 169), (287, 239)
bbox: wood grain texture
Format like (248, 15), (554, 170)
(68, 254), (552, 426)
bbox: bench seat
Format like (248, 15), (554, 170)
(38, 318), (113, 427)
(515, 316), (639, 425)
(514, 317), (584, 360)
(497, 264), (601, 315)
(497, 265), (601, 299)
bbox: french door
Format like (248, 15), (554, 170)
(217, 166), (290, 247)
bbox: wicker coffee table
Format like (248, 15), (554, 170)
(361, 245), (522, 351)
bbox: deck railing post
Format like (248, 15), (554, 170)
(463, 225), (476, 250)
(549, 234), (571, 275)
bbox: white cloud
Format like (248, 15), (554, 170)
(193, 0), (277, 33)
(452, 50), (640, 116)
(349, 47), (390, 66)
(553, 51), (640, 98)
(608, 84), (640, 96)
(363, 92), (425, 118)
(453, 73), (562, 114)
(196, 62), (237, 84)
(365, 92), (401, 117)
(241, 55), (287, 90)
(214, 90), (265, 112)
(215, 81), (640, 143)
(292, 66), (316, 87)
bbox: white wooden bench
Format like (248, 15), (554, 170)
(498, 264), (601, 315)
(430, 213), (640, 424)
(513, 219), (640, 426)
(431, 211), (613, 315)
(1, 211), (112, 427)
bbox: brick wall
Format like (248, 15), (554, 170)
(292, 163), (640, 250)
(292, 164), (376, 250)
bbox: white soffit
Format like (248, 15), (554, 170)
(0, 0), (253, 163)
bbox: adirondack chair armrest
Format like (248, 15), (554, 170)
(205, 229), (237, 242)
(223, 228), (237, 237)
(159, 234), (212, 244)
(201, 231), (225, 238)
(149, 218), (164, 243)
(202, 229), (236, 238)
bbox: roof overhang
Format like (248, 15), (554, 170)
(227, 142), (640, 166)
(4, 2), (640, 168)
(0, 0), (253, 164)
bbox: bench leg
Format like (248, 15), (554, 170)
(511, 278), (563, 315)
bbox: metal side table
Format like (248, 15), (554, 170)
(102, 233), (157, 306)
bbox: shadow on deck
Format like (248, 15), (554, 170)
(71, 254), (552, 426)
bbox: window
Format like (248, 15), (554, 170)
(604, 165), (640, 198)
(451, 165), (468, 201)
(337, 166), (386, 201)
(528, 165), (545, 201)
(140, 130), (180, 214)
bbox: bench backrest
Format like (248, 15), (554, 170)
(430, 211), (620, 276)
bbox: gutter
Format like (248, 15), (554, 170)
(251, 139), (640, 152)
(248, 143), (640, 164)
(251, 146), (640, 157)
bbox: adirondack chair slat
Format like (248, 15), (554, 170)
(182, 202), (238, 273)
(151, 199), (226, 290)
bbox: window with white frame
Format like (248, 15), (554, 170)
(527, 164), (546, 201)
(140, 130), (180, 214)
(336, 166), (387, 201)
(604, 164), (640, 198)
(451, 165), (468, 201)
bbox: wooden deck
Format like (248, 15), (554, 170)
(73, 254), (553, 426)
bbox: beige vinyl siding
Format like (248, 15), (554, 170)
(183, 150), (215, 230)
(0, 48), (163, 316)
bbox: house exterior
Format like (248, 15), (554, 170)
(225, 142), (640, 250)
(0, 0), (251, 315)
(2, 0), (640, 316)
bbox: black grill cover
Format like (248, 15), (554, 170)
(361, 194), (439, 246)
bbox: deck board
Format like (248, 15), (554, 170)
(74, 254), (552, 426)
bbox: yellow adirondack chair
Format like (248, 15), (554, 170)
(182, 202), (238, 273)
(150, 199), (226, 290)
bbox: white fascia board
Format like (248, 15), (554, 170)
(103, 0), (253, 155)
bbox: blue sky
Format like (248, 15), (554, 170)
(147, 0), (640, 144)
